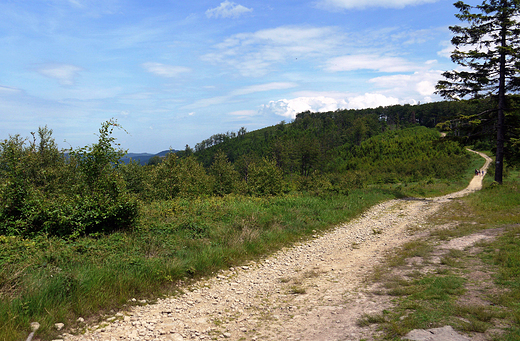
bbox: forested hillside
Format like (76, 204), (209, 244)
(0, 99), (515, 341)
(0, 100), (498, 238)
(184, 98), (496, 172)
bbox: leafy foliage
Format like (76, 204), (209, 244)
(209, 150), (241, 196)
(0, 120), (138, 237)
(339, 127), (470, 184)
(247, 157), (284, 196)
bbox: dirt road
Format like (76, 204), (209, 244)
(63, 151), (492, 341)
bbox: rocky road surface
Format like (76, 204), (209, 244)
(61, 151), (492, 341)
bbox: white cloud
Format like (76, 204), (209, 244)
(202, 26), (341, 77)
(259, 91), (407, 119)
(325, 54), (415, 73)
(316, 0), (438, 10)
(260, 96), (347, 119)
(369, 69), (442, 96)
(206, 1), (253, 19)
(37, 64), (84, 86)
(142, 62), (191, 78)
(347, 93), (400, 109)
(416, 80), (436, 96)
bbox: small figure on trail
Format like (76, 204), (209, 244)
(475, 169), (479, 176)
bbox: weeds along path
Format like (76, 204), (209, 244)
(64, 151), (492, 341)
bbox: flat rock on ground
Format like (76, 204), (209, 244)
(403, 326), (471, 341)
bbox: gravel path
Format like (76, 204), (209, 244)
(62, 151), (492, 341)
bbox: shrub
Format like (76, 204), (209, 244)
(210, 150), (240, 196)
(0, 121), (138, 238)
(146, 154), (213, 200)
(247, 158), (283, 196)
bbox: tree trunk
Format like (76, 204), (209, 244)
(496, 3), (507, 184)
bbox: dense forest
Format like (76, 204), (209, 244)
(185, 96), (520, 170)
(0, 98), (519, 340)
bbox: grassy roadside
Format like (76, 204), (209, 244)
(1, 189), (398, 341)
(360, 168), (520, 340)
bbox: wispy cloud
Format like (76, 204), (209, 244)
(324, 54), (415, 73)
(0, 85), (22, 95)
(67, 0), (84, 8)
(391, 28), (441, 45)
(202, 26), (342, 77)
(231, 82), (297, 96)
(36, 64), (84, 86)
(228, 110), (257, 119)
(142, 62), (191, 78)
(437, 40), (454, 59)
(63, 0), (121, 17)
(185, 82), (298, 109)
(206, 1), (253, 19)
(316, 0), (438, 10)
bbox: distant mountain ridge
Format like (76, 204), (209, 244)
(120, 150), (177, 165)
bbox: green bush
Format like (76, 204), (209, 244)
(0, 121), (138, 238)
(146, 154), (213, 200)
(339, 127), (470, 184)
(119, 159), (149, 195)
(210, 150), (240, 196)
(247, 157), (283, 196)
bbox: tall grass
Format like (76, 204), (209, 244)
(0, 189), (393, 340)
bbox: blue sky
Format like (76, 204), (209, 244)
(1, 0), (465, 153)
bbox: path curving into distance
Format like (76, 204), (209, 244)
(61, 150), (492, 341)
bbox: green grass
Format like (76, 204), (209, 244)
(367, 168), (520, 340)
(0, 189), (394, 341)
(476, 172), (520, 340)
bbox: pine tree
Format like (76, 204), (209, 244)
(436, 0), (520, 184)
